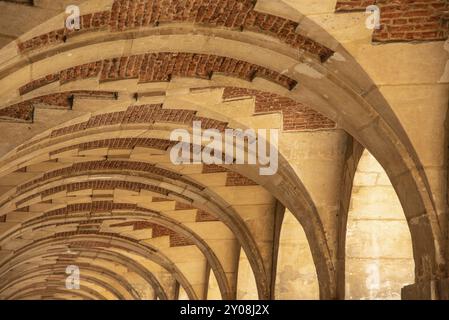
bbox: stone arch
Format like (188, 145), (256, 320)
(1, 267), (134, 300)
(0, 234), (199, 299)
(0, 204), (234, 299)
(0, 0), (443, 299)
(0, 104), (333, 299)
(0, 245), (170, 300)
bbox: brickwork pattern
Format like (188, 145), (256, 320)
(48, 138), (174, 156)
(225, 171), (257, 186)
(17, 160), (204, 192)
(17, 0), (333, 61)
(0, 91), (117, 122)
(47, 104), (228, 138)
(16, 200), (207, 247)
(19, 53), (297, 96)
(335, 0), (449, 42)
(223, 87), (336, 131)
(15, 180), (170, 206)
(110, 220), (194, 247)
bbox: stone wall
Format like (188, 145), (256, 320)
(275, 209), (319, 300)
(345, 150), (414, 299)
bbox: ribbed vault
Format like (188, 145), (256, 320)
(0, 0), (445, 300)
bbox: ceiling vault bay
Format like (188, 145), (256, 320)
(0, 0), (447, 300)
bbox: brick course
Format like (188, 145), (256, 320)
(49, 138), (174, 156)
(21, 200), (195, 247)
(0, 104), (33, 123)
(110, 220), (194, 247)
(19, 53), (297, 95)
(19, 73), (59, 96)
(17, 160), (204, 192)
(25, 202), (138, 225)
(18, 0), (333, 61)
(25, 200), (219, 241)
(48, 104), (228, 138)
(15, 180), (170, 206)
(202, 164), (228, 173)
(225, 171), (257, 186)
(195, 210), (219, 222)
(0, 91), (117, 123)
(223, 87), (336, 131)
(17, 11), (110, 53)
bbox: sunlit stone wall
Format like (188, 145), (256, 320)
(345, 150), (414, 299)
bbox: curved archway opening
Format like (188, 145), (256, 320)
(275, 209), (319, 299)
(345, 150), (414, 299)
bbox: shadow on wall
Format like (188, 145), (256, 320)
(237, 249), (259, 300)
(275, 209), (319, 300)
(439, 39), (449, 83)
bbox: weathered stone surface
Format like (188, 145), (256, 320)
(0, 0), (447, 302)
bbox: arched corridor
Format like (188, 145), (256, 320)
(0, 0), (447, 300)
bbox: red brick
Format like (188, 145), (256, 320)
(0, 103), (33, 123)
(19, 73), (59, 95)
(223, 87), (336, 131)
(19, 53), (297, 96)
(49, 138), (174, 156)
(195, 210), (219, 222)
(151, 197), (169, 202)
(18, 11), (110, 54)
(1, 90), (117, 123)
(18, 1), (333, 61)
(202, 164), (228, 174)
(46, 103), (229, 139)
(335, 0), (449, 42)
(110, 220), (193, 246)
(16, 180), (170, 207)
(225, 171), (257, 186)
(175, 202), (194, 210)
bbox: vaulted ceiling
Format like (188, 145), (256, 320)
(0, 0), (447, 300)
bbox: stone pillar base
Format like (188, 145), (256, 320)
(402, 279), (449, 300)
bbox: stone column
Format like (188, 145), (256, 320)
(402, 279), (449, 300)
